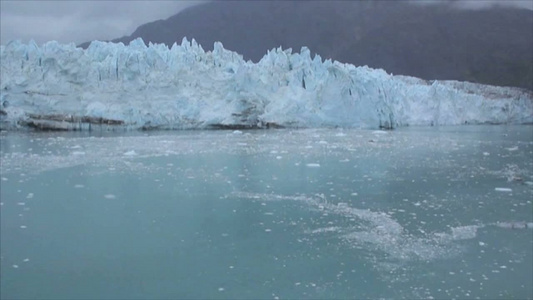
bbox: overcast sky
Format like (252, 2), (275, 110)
(0, 1), (203, 45)
(1, 0), (532, 46)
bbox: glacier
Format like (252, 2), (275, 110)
(0, 38), (532, 131)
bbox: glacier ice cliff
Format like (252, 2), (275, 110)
(1, 38), (532, 130)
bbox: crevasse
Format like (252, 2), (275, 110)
(0, 38), (531, 130)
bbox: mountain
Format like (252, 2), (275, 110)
(79, 1), (533, 90)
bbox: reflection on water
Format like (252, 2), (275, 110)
(1, 126), (532, 299)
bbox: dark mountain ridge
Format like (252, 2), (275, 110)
(80, 1), (533, 90)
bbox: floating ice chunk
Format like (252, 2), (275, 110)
(72, 151), (86, 155)
(124, 150), (137, 156)
(26, 193), (34, 199)
(495, 187), (512, 192)
(306, 163), (320, 168)
(1, 177), (7, 181)
(74, 184), (84, 188)
(20, 225), (27, 229)
(232, 130), (243, 134)
(265, 229), (272, 232)
(17, 202), (26, 205)
(506, 146), (519, 151)
(372, 130), (388, 135)
(482, 152), (490, 156)
(218, 288), (225, 292)
(23, 258), (29, 262)
(12, 265), (18, 268)
(104, 194), (116, 199)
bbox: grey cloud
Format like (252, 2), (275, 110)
(0, 1), (202, 45)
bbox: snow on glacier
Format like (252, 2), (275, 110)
(0, 38), (531, 130)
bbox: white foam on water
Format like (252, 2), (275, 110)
(306, 163), (320, 168)
(494, 221), (533, 229)
(495, 187), (512, 192)
(74, 184), (84, 188)
(450, 225), (479, 240)
(309, 227), (342, 234)
(104, 194), (116, 199)
(233, 192), (461, 265)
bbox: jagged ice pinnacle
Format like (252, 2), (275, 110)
(0, 38), (531, 130)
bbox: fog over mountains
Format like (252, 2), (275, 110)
(80, 1), (533, 90)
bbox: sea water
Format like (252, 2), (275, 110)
(1, 126), (532, 299)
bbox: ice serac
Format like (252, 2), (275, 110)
(1, 38), (532, 130)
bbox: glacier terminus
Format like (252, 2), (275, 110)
(1, 38), (532, 131)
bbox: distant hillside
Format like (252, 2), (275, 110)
(80, 1), (533, 90)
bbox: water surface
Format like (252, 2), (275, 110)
(1, 126), (532, 299)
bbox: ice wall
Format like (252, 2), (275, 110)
(1, 38), (531, 130)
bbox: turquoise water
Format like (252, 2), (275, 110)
(1, 126), (532, 299)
